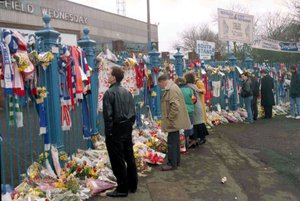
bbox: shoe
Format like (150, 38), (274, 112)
(129, 188), (137, 193)
(199, 139), (206, 145)
(188, 143), (196, 149)
(286, 115), (295, 119)
(161, 165), (177, 171)
(295, 116), (300, 120)
(106, 190), (128, 197)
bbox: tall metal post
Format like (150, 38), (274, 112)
(77, 28), (97, 148)
(174, 47), (184, 77)
(35, 15), (63, 151)
(229, 53), (238, 110)
(149, 43), (161, 118)
(147, 0), (151, 52)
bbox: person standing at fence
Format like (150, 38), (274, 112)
(158, 74), (191, 171)
(103, 66), (138, 197)
(185, 71), (209, 146)
(251, 74), (260, 120)
(240, 72), (254, 124)
(175, 77), (195, 150)
(195, 75), (207, 123)
(260, 69), (275, 119)
(286, 65), (300, 119)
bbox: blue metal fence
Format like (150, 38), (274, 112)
(0, 15), (95, 190)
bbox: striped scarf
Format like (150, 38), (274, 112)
(38, 102), (50, 151)
(0, 42), (14, 95)
(9, 95), (23, 128)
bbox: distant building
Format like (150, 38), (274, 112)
(0, 0), (159, 53)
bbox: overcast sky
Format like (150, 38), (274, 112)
(69, 0), (289, 52)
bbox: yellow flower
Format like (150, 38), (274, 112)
(151, 91), (157, 97)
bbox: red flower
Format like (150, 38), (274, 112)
(76, 167), (82, 173)
(83, 161), (87, 166)
(153, 67), (159, 74)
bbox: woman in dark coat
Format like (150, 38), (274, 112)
(260, 69), (275, 118)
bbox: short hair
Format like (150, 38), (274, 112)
(111, 66), (124, 82)
(260, 69), (266, 74)
(241, 72), (249, 77)
(184, 71), (195, 84)
(175, 77), (186, 86)
(157, 73), (168, 82)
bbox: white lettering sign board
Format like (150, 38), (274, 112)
(196, 40), (215, 60)
(252, 36), (300, 53)
(218, 8), (254, 44)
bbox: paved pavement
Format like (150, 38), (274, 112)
(89, 116), (300, 201)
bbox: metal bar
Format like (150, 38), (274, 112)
(0, 106), (6, 190)
(12, 97), (21, 184)
(26, 92), (34, 165)
(5, 96), (14, 186)
(71, 107), (76, 155)
(20, 105), (27, 177)
(33, 100), (40, 162)
(44, 69), (52, 146)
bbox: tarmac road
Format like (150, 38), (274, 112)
(90, 115), (300, 201)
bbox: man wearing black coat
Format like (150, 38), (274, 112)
(251, 74), (259, 120)
(103, 66), (138, 197)
(260, 69), (275, 119)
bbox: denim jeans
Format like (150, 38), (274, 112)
(244, 96), (253, 123)
(290, 97), (300, 116)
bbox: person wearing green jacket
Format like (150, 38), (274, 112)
(175, 77), (195, 150)
(286, 65), (300, 119)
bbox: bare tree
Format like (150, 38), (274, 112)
(287, 0), (300, 24)
(172, 24), (227, 57)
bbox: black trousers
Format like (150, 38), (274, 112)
(264, 106), (273, 119)
(105, 122), (138, 193)
(167, 131), (180, 167)
(251, 97), (258, 120)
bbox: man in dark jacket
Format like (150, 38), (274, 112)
(240, 72), (253, 123)
(103, 66), (138, 197)
(286, 65), (300, 119)
(251, 74), (260, 120)
(260, 69), (275, 119)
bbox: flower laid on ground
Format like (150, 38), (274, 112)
(63, 159), (97, 180)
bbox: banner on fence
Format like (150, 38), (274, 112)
(218, 8), (254, 44)
(252, 36), (300, 53)
(196, 40), (215, 60)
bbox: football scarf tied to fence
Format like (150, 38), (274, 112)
(58, 46), (92, 139)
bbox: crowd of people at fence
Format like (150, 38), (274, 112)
(101, 63), (300, 197)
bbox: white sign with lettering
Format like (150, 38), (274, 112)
(0, 0), (88, 24)
(196, 40), (215, 60)
(218, 8), (254, 44)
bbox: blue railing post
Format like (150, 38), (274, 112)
(174, 47), (184, 77)
(35, 15), (64, 151)
(244, 54), (253, 70)
(148, 43), (161, 119)
(77, 28), (97, 148)
(229, 53), (238, 110)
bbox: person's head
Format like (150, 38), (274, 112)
(157, 73), (169, 89)
(241, 72), (249, 81)
(260, 69), (267, 76)
(108, 66), (124, 84)
(184, 71), (196, 84)
(175, 77), (186, 86)
(291, 64), (298, 74)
